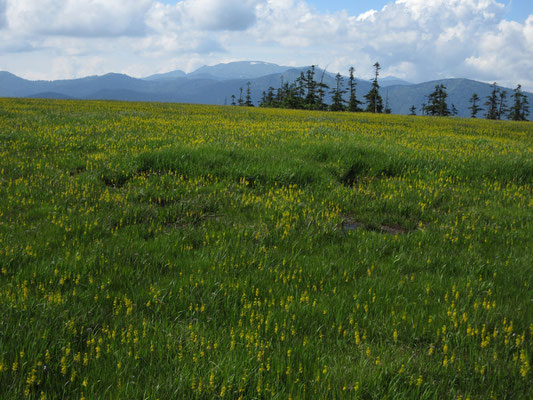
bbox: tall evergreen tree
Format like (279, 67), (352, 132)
(468, 93), (482, 118)
(384, 91), (391, 114)
(280, 81), (301, 109)
(364, 62), (383, 113)
(484, 83), (500, 120)
(238, 87), (244, 106)
(316, 68), (329, 111)
(329, 73), (347, 111)
(347, 66), (362, 112)
(231, 94), (236, 106)
(296, 72), (306, 105)
(409, 105), (417, 115)
(262, 87), (276, 107)
(425, 84), (450, 116)
(451, 104), (458, 116)
(244, 82), (254, 107)
(497, 90), (508, 120)
(508, 84), (530, 121)
(304, 66), (318, 109)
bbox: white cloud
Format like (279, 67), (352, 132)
(181, 0), (262, 31)
(0, 0), (532, 91)
(356, 10), (377, 22)
(0, 0), (6, 29)
(5, 0), (152, 37)
(146, 0), (263, 33)
(248, 0), (531, 87)
(466, 15), (533, 89)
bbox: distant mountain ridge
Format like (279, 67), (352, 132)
(1, 62), (531, 120)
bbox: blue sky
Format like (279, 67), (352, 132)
(157, 0), (532, 22)
(1, 0), (533, 90)
(307, 0), (531, 22)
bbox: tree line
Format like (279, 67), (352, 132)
(230, 63), (530, 121)
(416, 82), (530, 121)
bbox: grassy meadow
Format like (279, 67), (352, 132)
(0, 98), (532, 399)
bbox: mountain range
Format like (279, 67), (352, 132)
(0, 61), (531, 119)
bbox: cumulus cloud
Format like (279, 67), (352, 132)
(0, 0), (532, 91)
(146, 0), (263, 36)
(248, 0), (533, 88)
(253, 0), (346, 47)
(181, 0), (262, 31)
(0, 0), (7, 30)
(466, 15), (533, 89)
(346, 0), (507, 79)
(5, 0), (152, 37)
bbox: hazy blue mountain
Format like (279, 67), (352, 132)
(0, 72), (153, 98)
(143, 70), (186, 81)
(187, 61), (293, 80)
(1, 63), (531, 120)
(25, 92), (74, 100)
(0, 71), (49, 97)
(380, 76), (412, 87)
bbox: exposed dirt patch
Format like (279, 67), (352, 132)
(164, 212), (223, 229)
(69, 166), (86, 176)
(341, 215), (412, 235)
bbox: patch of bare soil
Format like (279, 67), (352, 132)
(341, 215), (412, 235)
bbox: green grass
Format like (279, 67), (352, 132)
(0, 98), (532, 399)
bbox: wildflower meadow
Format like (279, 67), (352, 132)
(0, 98), (531, 399)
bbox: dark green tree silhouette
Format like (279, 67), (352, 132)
(485, 83), (500, 120)
(347, 66), (362, 112)
(304, 66), (318, 109)
(238, 87), (244, 106)
(451, 104), (458, 116)
(497, 90), (508, 120)
(259, 87), (276, 107)
(508, 84), (530, 121)
(425, 84), (450, 116)
(316, 68), (329, 111)
(244, 82), (254, 107)
(409, 105), (417, 115)
(384, 91), (391, 114)
(468, 93), (482, 118)
(364, 62), (383, 113)
(330, 73), (347, 111)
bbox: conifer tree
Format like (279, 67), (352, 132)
(296, 72), (306, 106)
(238, 87), (244, 106)
(304, 66), (318, 109)
(384, 91), (391, 114)
(330, 73), (346, 111)
(451, 104), (458, 116)
(316, 68), (329, 111)
(231, 95), (236, 106)
(468, 93), (482, 118)
(484, 83), (499, 120)
(364, 62), (383, 113)
(263, 87), (276, 107)
(425, 84), (450, 116)
(347, 66), (362, 112)
(409, 105), (417, 115)
(508, 84), (530, 121)
(497, 90), (508, 120)
(245, 82), (254, 107)
(281, 81), (301, 109)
